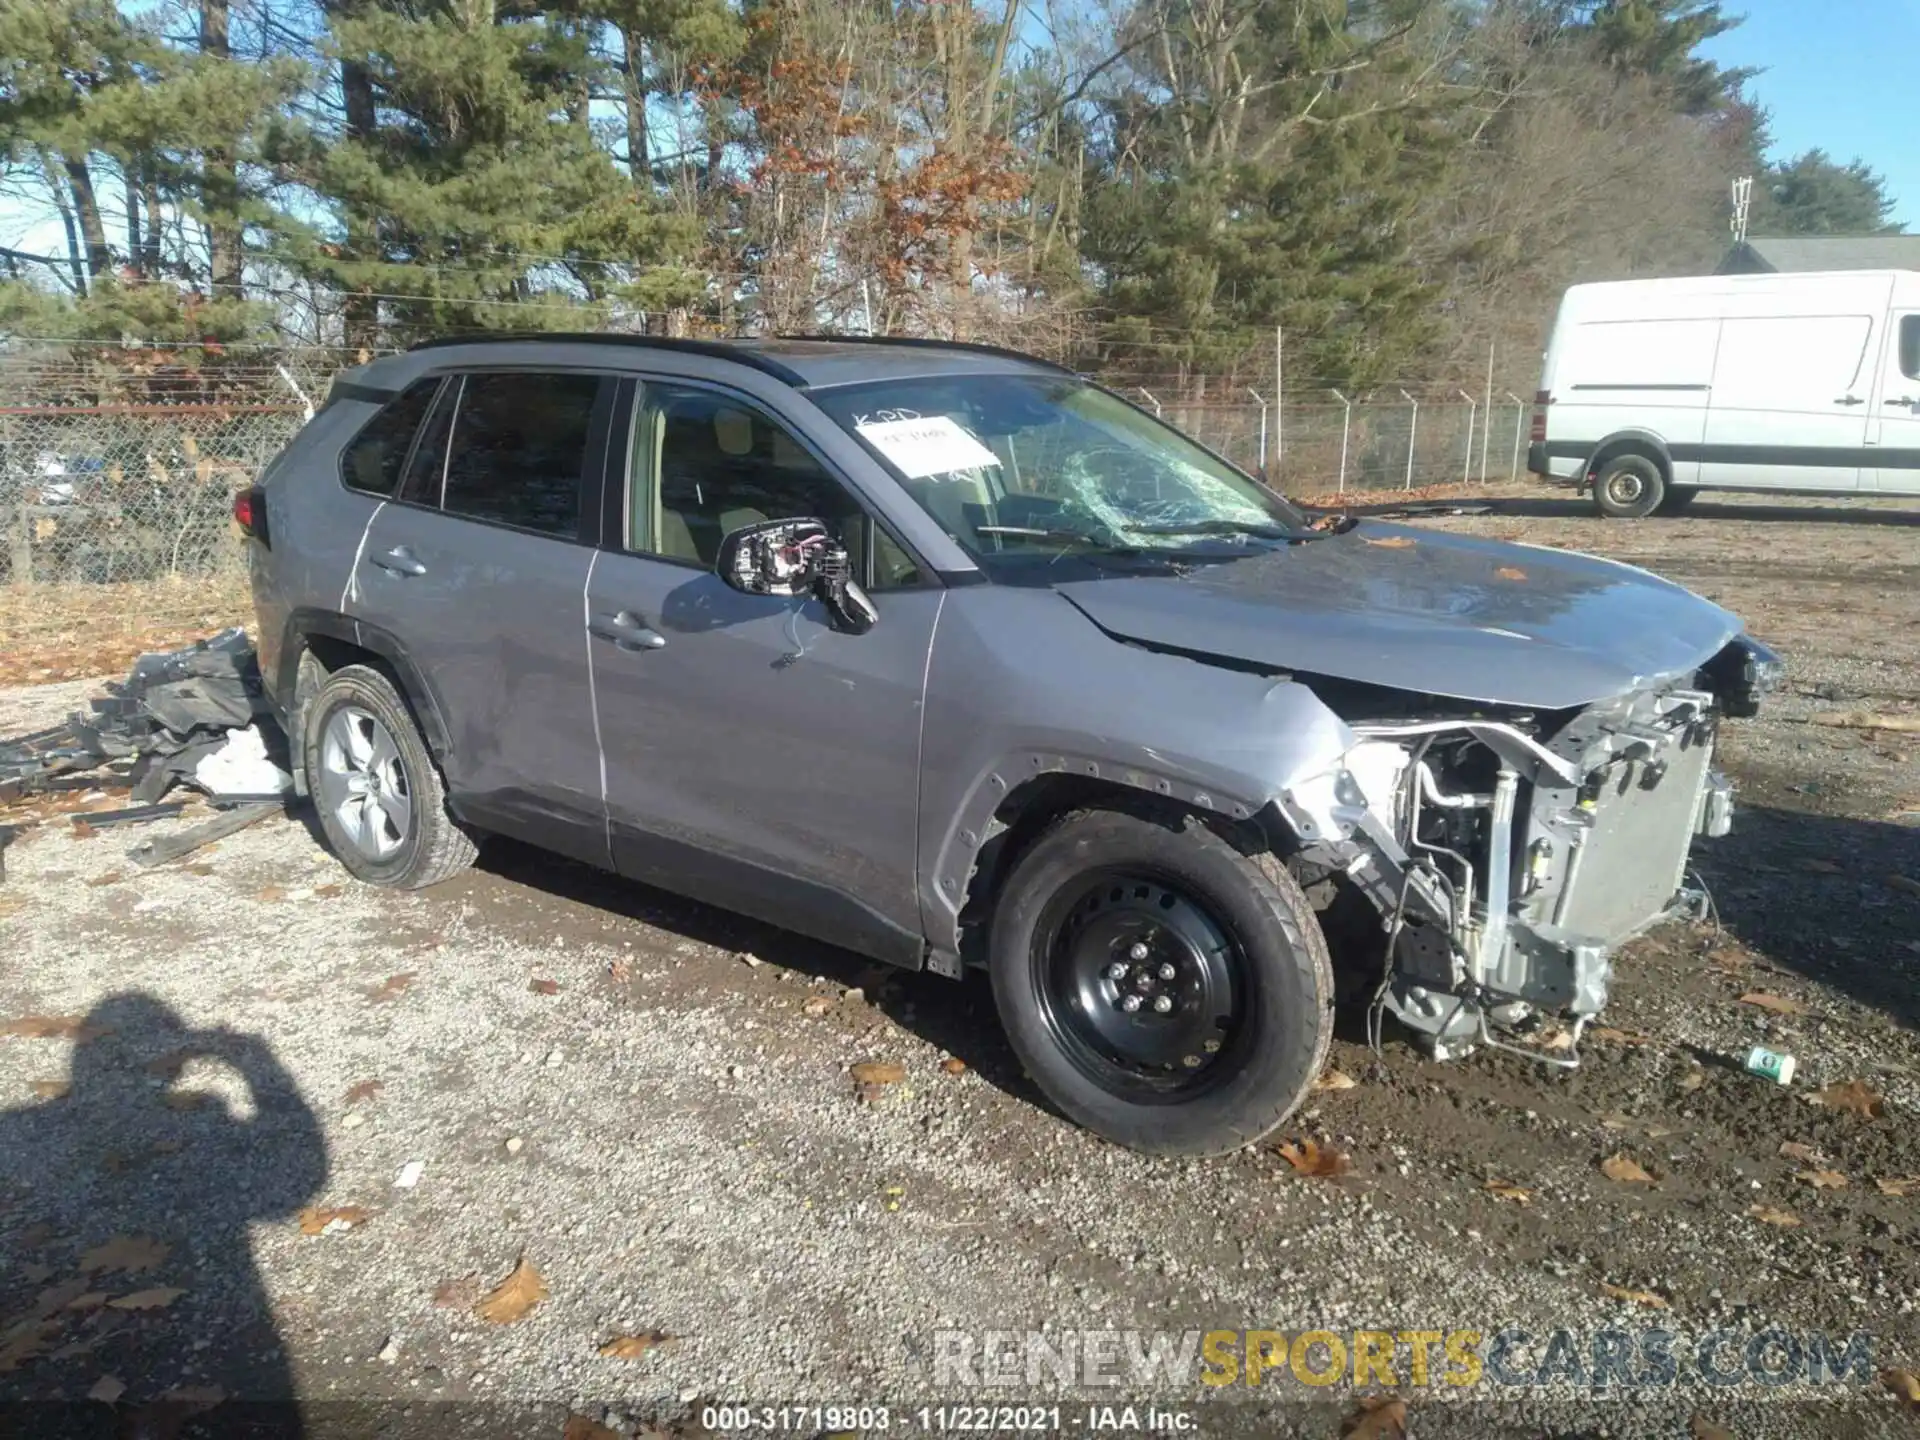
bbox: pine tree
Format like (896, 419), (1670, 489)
(1754, 150), (1903, 236)
(292, 0), (703, 343)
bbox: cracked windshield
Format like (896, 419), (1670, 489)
(813, 375), (1304, 563)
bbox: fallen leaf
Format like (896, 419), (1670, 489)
(29, 1080), (69, 1100)
(1591, 1026), (1650, 1046)
(1, 1015), (111, 1043)
(85, 872), (123, 888)
(1688, 1417), (1737, 1440)
(801, 996), (832, 1017)
(598, 1330), (674, 1359)
(1494, 566), (1527, 581)
(108, 1287), (184, 1311)
(474, 1257), (547, 1324)
(1748, 1204), (1802, 1227)
(1600, 1154), (1655, 1184)
(940, 1057), (966, 1076)
(1813, 1079), (1886, 1119)
(1362, 535), (1416, 548)
(1600, 1282), (1669, 1308)
(737, 951), (763, 969)
(297, 1206), (372, 1236)
(1883, 1368), (1920, 1407)
(607, 959), (632, 982)
(1484, 1178), (1532, 1205)
(1312, 1067), (1358, 1092)
(144, 1049), (191, 1079)
(344, 1078), (384, 1106)
(1795, 1168), (1848, 1190)
(431, 1275), (481, 1309)
(312, 883), (343, 898)
(80, 1235), (170, 1275)
(1679, 1069), (1707, 1092)
(185, 863), (216, 876)
(88, 1375), (126, 1404)
(849, 1061), (906, 1086)
(0, 1321), (58, 1373)
(253, 885), (286, 903)
(65, 1292), (112, 1311)
(1276, 1138), (1354, 1178)
(1538, 1027), (1576, 1052)
(1600, 1113), (1632, 1130)
(368, 972), (416, 1003)
(1342, 1395), (1407, 1439)
(1778, 1140), (1825, 1164)
(1889, 874), (1920, 898)
(1739, 991), (1804, 1015)
(163, 1091), (212, 1112)
(564, 1418), (625, 1440)
(528, 978), (559, 996)
(1808, 710), (1920, 733)
(1875, 1176), (1920, 1196)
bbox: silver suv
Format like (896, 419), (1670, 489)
(241, 335), (1779, 1155)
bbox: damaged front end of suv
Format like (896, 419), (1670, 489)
(1275, 636), (1782, 1063)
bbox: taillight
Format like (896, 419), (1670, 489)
(233, 486), (268, 544)
(1529, 389), (1551, 443)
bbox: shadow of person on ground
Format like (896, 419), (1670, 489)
(0, 993), (324, 1437)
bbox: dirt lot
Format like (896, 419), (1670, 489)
(2, 486), (1918, 1438)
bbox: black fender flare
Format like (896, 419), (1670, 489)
(279, 607), (456, 765)
(1579, 429), (1673, 484)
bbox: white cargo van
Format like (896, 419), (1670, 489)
(1528, 269), (1920, 516)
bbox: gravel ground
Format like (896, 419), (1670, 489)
(2, 487), (1918, 1439)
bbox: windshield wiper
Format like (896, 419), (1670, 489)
(1132, 519), (1339, 543)
(974, 525), (1141, 552)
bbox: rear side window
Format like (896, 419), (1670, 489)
(1901, 315), (1920, 381)
(340, 379), (440, 496)
(440, 373), (601, 539)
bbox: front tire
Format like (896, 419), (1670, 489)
(303, 664), (477, 889)
(1592, 452), (1666, 518)
(988, 806), (1333, 1156)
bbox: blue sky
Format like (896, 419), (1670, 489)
(1703, 0), (1920, 228)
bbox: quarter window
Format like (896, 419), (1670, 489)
(439, 373), (601, 539)
(340, 379), (440, 496)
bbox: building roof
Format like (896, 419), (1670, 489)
(1718, 235), (1920, 275)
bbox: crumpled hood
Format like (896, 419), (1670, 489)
(1054, 521), (1744, 710)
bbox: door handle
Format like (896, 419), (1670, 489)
(1888, 396), (1919, 407)
(1834, 395), (1865, 407)
(368, 546), (427, 577)
(588, 610), (667, 651)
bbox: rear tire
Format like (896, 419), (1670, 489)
(303, 664), (477, 889)
(987, 805), (1333, 1156)
(1592, 452), (1666, 519)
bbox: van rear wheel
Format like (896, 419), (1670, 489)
(1592, 453), (1666, 519)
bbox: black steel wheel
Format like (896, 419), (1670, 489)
(1032, 869), (1247, 1101)
(989, 804), (1333, 1156)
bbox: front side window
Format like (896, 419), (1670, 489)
(439, 372), (601, 539)
(340, 378), (440, 496)
(627, 384), (922, 588)
(807, 374), (1302, 576)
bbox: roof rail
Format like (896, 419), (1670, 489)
(773, 333), (1076, 375)
(405, 332), (808, 387)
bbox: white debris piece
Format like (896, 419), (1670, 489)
(394, 1159), (425, 1189)
(193, 723), (293, 796)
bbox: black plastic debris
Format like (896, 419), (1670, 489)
(0, 630), (292, 879)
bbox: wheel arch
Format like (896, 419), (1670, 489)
(1583, 429), (1673, 485)
(935, 764), (1293, 971)
(278, 608), (456, 787)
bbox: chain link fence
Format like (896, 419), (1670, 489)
(0, 338), (1538, 665)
